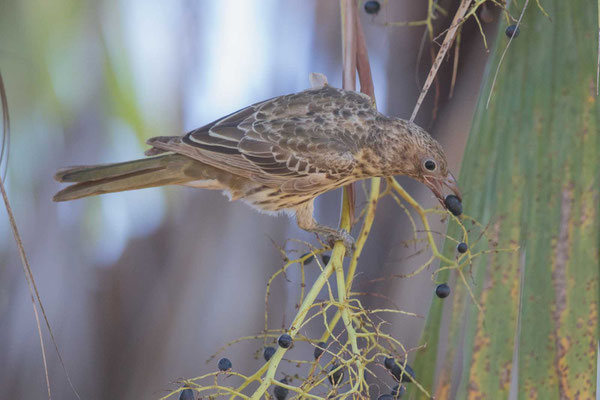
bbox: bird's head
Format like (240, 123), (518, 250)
(389, 120), (462, 206)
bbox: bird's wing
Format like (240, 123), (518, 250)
(147, 86), (378, 192)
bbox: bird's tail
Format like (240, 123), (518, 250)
(53, 154), (209, 201)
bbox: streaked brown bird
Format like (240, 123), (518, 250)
(53, 74), (461, 248)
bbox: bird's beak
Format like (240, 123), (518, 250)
(424, 173), (462, 205)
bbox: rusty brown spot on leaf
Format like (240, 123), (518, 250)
(467, 221), (500, 400)
(434, 369), (451, 399)
(551, 184), (572, 400)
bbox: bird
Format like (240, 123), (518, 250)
(53, 73), (461, 249)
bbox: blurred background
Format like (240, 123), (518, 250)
(0, 0), (498, 398)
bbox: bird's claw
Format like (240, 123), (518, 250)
(326, 229), (355, 255)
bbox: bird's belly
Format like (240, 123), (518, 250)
(241, 186), (317, 213)
(241, 177), (357, 213)
(193, 175), (356, 215)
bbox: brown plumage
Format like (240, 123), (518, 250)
(53, 75), (461, 248)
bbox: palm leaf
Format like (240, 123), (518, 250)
(412, 1), (599, 398)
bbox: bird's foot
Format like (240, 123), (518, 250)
(326, 229), (355, 255)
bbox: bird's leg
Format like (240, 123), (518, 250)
(295, 201), (355, 253)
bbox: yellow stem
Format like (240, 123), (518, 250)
(246, 191), (351, 400)
(334, 190), (364, 398)
(388, 178), (455, 265)
(319, 177), (380, 344)
(347, 177), (381, 291)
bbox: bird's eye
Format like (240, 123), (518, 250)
(424, 159), (436, 171)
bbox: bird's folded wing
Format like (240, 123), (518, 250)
(147, 86), (377, 192)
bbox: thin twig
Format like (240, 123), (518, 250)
(486, 0), (530, 108)
(355, 14), (375, 100)
(410, 0), (473, 122)
(342, 0), (358, 225)
(449, 29), (461, 98)
(0, 72), (9, 180)
(342, 0), (358, 93)
(0, 70), (51, 399)
(0, 70), (81, 400)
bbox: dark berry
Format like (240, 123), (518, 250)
(263, 346), (276, 361)
(384, 357), (395, 370)
(273, 378), (289, 400)
(217, 357), (232, 371)
(314, 341), (327, 360)
(505, 24), (520, 38)
(278, 334), (293, 348)
(436, 283), (451, 299)
(391, 363), (415, 382)
(328, 364), (344, 385)
(179, 387), (195, 400)
(444, 195), (462, 216)
(457, 242), (468, 253)
(378, 395), (395, 400)
(321, 254), (331, 264)
(301, 252), (314, 264)
(364, 0), (381, 14)
(392, 384), (406, 398)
